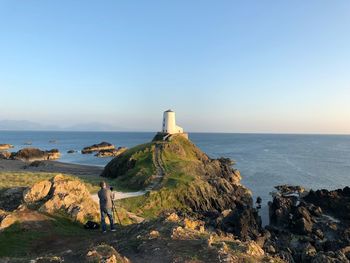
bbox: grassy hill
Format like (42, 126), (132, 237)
(102, 134), (255, 230)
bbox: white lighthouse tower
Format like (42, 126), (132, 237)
(162, 109), (183, 134)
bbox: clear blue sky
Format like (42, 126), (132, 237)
(1, 1), (349, 133)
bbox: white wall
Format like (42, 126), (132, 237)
(162, 111), (183, 134)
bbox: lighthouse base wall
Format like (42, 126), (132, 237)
(153, 132), (189, 141)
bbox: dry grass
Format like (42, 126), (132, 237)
(0, 171), (117, 193)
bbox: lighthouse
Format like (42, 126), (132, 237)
(162, 110), (184, 134)
(157, 109), (188, 140)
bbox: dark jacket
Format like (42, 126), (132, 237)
(98, 188), (113, 210)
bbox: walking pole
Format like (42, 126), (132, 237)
(112, 200), (122, 226)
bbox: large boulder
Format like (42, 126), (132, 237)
(38, 175), (99, 223)
(0, 175), (98, 230)
(81, 142), (115, 154)
(12, 148), (60, 162)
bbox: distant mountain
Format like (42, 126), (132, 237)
(0, 120), (126, 131)
(0, 120), (60, 131)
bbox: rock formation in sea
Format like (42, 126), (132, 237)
(0, 144), (14, 150)
(81, 141), (115, 154)
(10, 147), (61, 162)
(95, 146), (127, 157)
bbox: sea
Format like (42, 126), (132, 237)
(1, 131), (349, 223)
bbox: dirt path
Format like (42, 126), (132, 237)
(146, 143), (166, 191)
(91, 190), (145, 203)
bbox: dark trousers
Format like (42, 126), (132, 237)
(100, 207), (114, 231)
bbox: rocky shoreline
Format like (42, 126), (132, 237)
(264, 185), (350, 262)
(0, 136), (349, 262)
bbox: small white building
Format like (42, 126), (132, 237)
(162, 109), (184, 134)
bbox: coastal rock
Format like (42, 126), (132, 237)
(0, 144), (14, 150)
(0, 151), (11, 159)
(86, 245), (130, 263)
(267, 185), (350, 263)
(220, 207), (262, 240)
(95, 147), (127, 157)
(38, 174), (99, 223)
(67, 150), (77, 154)
(245, 241), (265, 257)
(81, 142), (115, 154)
(23, 180), (52, 204)
(0, 187), (26, 211)
(304, 187), (350, 221)
(0, 175), (99, 228)
(0, 213), (17, 230)
(12, 147), (60, 162)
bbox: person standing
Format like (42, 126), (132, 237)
(98, 181), (116, 233)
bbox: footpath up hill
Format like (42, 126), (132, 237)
(102, 134), (262, 240)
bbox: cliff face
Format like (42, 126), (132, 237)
(102, 134), (261, 240)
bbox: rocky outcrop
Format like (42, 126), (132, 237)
(11, 148), (60, 162)
(81, 142), (115, 154)
(266, 185), (350, 262)
(86, 245), (130, 263)
(37, 174), (99, 223)
(0, 144), (14, 150)
(0, 151), (11, 159)
(0, 174), (99, 230)
(103, 135), (261, 241)
(95, 146), (127, 157)
(304, 187), (350, 221)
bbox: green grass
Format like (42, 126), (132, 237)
(117, 144), (155, 190)
(118, 135), (205, 218)
(161, 137), (198, 189)
(0, 223), (44, 257)
(0, 217), (90, 257)
(120, 189), (188, 218)
(103, 142), (156, 191)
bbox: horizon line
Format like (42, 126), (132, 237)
(0, 129), (349, 136)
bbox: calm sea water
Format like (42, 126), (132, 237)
(1, 131), (349, 216)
